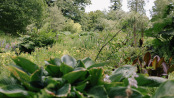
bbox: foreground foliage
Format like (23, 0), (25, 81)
(0, 55), (173, 98)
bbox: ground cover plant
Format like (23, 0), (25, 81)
(1, 55), (174, 98)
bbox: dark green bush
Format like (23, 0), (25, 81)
(18, 30), (56, 53)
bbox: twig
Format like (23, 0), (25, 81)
(95, 26), (126, 61)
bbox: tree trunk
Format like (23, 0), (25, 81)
(133, 21), (137, 47)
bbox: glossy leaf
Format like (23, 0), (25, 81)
(157, 57), (164, 68)
(153, 80), (174, 98)
(108, 87), (142, 98)
(82, 57), (95, 68)
(89, 68), (104, 86)
(87, 63), (106, 69)
(60, 63), (74, 75)
(63, 69), (87, 83)
(124, 74), (167, 87)
(47, 58), (62, 66)
(144, 52), (151, 66)
(76, 60), (85, 68)
(0, 85), (34, 97)
(88, 85), (109, 98)
(152, 57), (157, 70)
(75, 82), (88, 92)
(61, 55), (76, 68)
(109, 65), (137, 82)
(11, 56), (39, 74)
(30, 68), (44, 88)
(56, 84), (71, 97)
(45, 64), (61, 77)
(6, 66), (30, 82)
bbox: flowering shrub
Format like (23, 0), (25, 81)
(0, 40), (17, 53)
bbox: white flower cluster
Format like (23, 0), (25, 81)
(128, 73), (139, 88)
(104, 74), (111, 83)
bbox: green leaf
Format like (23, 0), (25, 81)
(56, 84), (71, 97)
(153, 80), (174, 98)
(0, 85), (34, 97)
(82, 57), (95, 68)
(104, 82), (124, 91)
(45, 64), (62, 77)
(60, 63), (74, 75)
(89, 68), (104, 86)
(87, 63), (106, 69)
(30, 68), (44, 88)
(61, 55), (76, 68)
(88, 85), (109, 98)
(11, 56), (39, 74)
(75, 82), (88, 92)
(63, 69), (87, 84)
(109, 65), (137, 82)
(108, 87), (142, 98)
(124, 74), (167, 87)
(76, 60), (86, 68)
(6, 66), (30, 82)
(47, 58), (62, 66)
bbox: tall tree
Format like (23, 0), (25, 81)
(127, 0), (146, 46)
(110, 0), (122, 10)
(0, 0), (46, 34)
(149, 0), (174, 41)
(57, 0), (91, 22)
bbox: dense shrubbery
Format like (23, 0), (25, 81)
(63, 20), (82, 34)
(17, 30), (56, 53)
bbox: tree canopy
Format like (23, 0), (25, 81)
(0, 0), (46, 34)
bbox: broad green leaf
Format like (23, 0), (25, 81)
(89, 68), (104, 86)
(77, 60), (86, 68)
(60, 63), (74, 75)
(11, 56), (39, 74)
(30, 68), (44, 88)
(0, 85), (34, 97)
(153, 80), (174, 98)
(56, 84), (71, 97)
(87, 63), (106, 69)
(75, 82), (88, 92)
(124, 74), (167, 87)
(82, 57), (95, 68)
(108, 87), (142, 98)
(104, 82), (124, 91)
(88, 85), (109, 98)
(109, 65), (136, 82)
(6, 66), (30, 82)
(48, 58), (62, 66)
(45, 64), (62, 77)
(63, 69), (87, 84)
(61, 55), (76, 68)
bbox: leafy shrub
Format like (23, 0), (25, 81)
(18, 30), (56, 53)
(0, 55), (170, 97)
(63, 20), (82, 34)
(129, 52), (174, 77)
(0, 0), (46, 34)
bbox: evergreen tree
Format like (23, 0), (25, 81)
(127, 0), (146, 46)
(110, 0), (122, 10)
